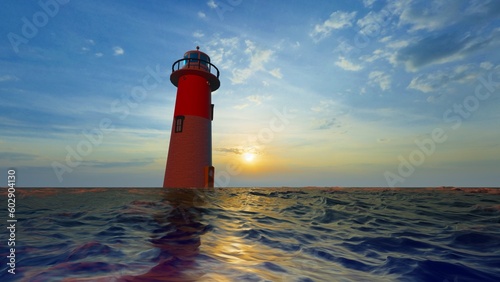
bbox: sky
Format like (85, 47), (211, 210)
(1, 0), (499, 187)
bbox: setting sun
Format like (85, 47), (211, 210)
(243, 152), (255, 162)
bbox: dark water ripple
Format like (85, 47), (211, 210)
(1, 187), (499, 281)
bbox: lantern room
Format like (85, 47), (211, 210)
(170, 46), (220, 91)
(182, 49), (211, 70)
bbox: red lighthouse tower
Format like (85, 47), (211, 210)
(163, 47), (220, 188)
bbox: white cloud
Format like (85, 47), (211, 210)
(0, 75), (19, 82)
(219, 37), (239, 48)
(234, 104), (249, 110)
(360, 49), (385, 63)
(310, 11), (357, 41)
(198, 11), (206, 18)
(335, 56), (363, 71)
(247, 95), (272, 105)
(408, 66), (478, 93)
(206, 37), (281, 84)
(408, 77), (434, 93)
(363, 0), (376, 8)
(357, 10), (393, 36)
(113, 46), (124, 56)
(269, 68), (283, 79)
(205, 36), (240, 70)
(310, 100), (344, 113)
(193, 31), (204, 38)
(333, 40), (355, 56)
(247, 95), (263, 105)
(386, 39), (409, 49)
(480, 61), (494, 70)
(230, 40), (274, 84)
(231, 68), (253, 85)
(379, 36), (392, 43)
(310, 100), (350, 131)
(454, 64), (469, 74)
(398, 0), (462, 32)
(95, 52), (103, 57)
(426, 95), (437, 103)
(369, 71), (391, 90)
(207, 0), (217, 9)
(392, 32), (495, 72)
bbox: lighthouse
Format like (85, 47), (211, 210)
(163, 47), (220, 188)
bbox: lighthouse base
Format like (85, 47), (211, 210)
(164, 115), (213, 188)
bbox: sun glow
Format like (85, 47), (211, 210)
(243, 152), (255, 162)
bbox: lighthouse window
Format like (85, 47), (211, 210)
(200, 54), (209, 62)
(189, 53), (198, 62)
(200, 53), (209, 68)
(174, 116), (185, 133)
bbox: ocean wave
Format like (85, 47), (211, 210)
(1, 187), (499, 281)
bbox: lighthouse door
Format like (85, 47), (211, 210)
(204, 166), (214, 188)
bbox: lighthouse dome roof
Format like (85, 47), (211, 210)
(183, 49), (210, 62)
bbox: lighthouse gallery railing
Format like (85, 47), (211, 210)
(172, 58), (220, 79)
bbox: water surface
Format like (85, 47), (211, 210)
(1, 187), (499, 281)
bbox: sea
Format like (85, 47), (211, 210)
(1, 187), (499, 282)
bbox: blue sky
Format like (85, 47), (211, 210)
(1, 0), (499, 187)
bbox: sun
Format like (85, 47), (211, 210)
(243, 152), (255, 162)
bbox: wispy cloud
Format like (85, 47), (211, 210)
(113, 46), (124, 56)
(207, 0), (217, 9)
(0, 152), (38, 161)
(357, 9), (394, 36)
(310, 11), (357, 41)
(480, 61), (494, 70)
(316, 117), (341, 130)
(335, 56), (363, 71)
(398, 0), (461, 32)
(363, 0), (376, 8)
(369, 71), (391, 91)
(394, 31), (500, 72)
(396, 0), (500, 33)
(80, 158), (155, 168)
(390, 0), (500, 72)
(311, 99), (350, 115)
(247, 94), (271, 105)
(0, 75), (19, 82)
(193, 31), (204, 38)
(269, 68), (283, 79)
(408, 64), (479, 93)
(311, 100), (336, 113)
(233, 104), (248, 110)
(230, 40), (274, 84)
(206, 36), (240, 70)
(214, 146), (260, 157)
(214, 147), (244, 154)
(198, 11), (206, 18)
